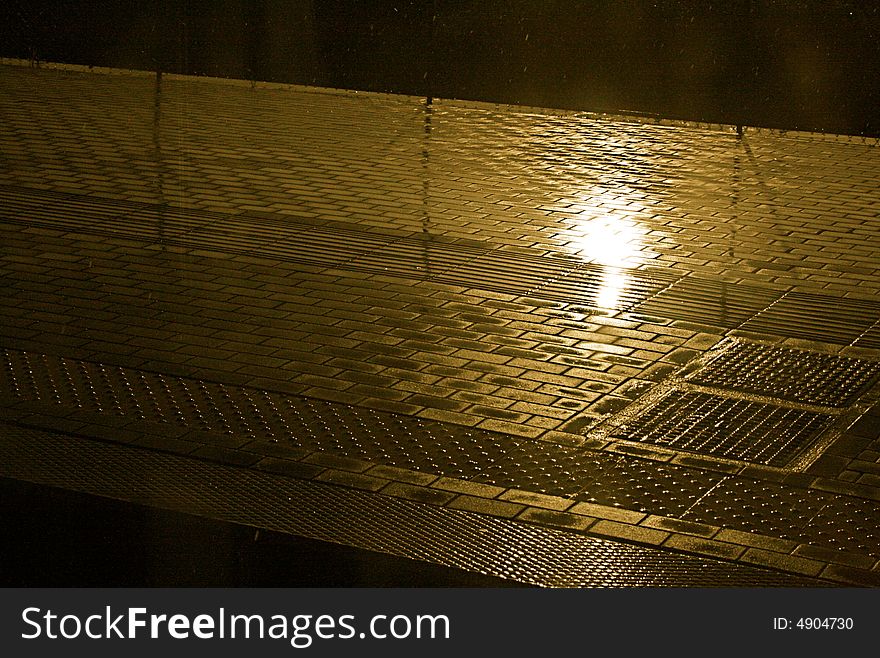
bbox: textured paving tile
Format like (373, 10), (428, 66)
(632, 276), (780, 328)
(687, 340), (880, 407)
(686, 478), (880, 557)
(758, 292), (880, 341)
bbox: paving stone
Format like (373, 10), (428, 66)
(131, 434), (197, 455)
(431, 477), (505, 499)
(805, 454), (851, 477)
(499, 489), (573, 511)
(243, 440), (313, 461)
(303, 452), (374, 473)
(589, 520), (670, 546)
(315, 469), (388, 492)
(819, 564), (880, 587)
(607, 442), (674, 462)
(568, 502), (646, 524)
(446, 494), (525, 519)
(419, 408), (483, 427)
(662, 534), (745, 560)
(476, 419), (544, 438)
(810, 477), (880, 502)
(182, 429), (250, 450)
(366, 465), (438, 486)
(191, 445), (263, 467)
(516, 508), (596, 531)
(641, 516), (719, 538)
(74, 422), (144, 445)
(538, 430), (589, 448)
(740, 548), (825, 577)
(380, 481), (456, 506)
(672, 455), (742, 474)
(254, 457), (325, 480)
(714, 529), (799, 554)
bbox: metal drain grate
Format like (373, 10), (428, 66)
(610, 390), (835, 467)
(688, 341), (880, 407)
(0, 422), (829, 587)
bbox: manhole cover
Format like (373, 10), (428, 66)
(688, 342), (880, 407)
(610, 390), (835, 467)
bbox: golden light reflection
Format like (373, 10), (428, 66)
(595, 267), (628, 310)
(563, 194), (648, 311)
(566, 207), (646, 269)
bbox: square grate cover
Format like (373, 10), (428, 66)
(610, 390), (834, 468)
(688, 341), (880, 408)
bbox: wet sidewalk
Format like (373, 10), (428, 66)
(1, 60), (880, 586)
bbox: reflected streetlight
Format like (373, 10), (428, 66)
(562, 192), (648, 311)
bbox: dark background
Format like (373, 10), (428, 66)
(2, 0), (879, 135)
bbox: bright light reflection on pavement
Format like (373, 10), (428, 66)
(563, 188), (649, 310)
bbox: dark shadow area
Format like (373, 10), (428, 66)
(0, 477), (523, 587)
(1, 0), (878, 135)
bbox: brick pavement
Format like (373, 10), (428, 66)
(2, 59), (880, 585)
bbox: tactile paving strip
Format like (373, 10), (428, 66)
(0, 422), (829, 587)
(530, 266), (678, 312)
(630, 276), (781, 328)
(741, 292), (880, 346)
(0, 349), (722, 509)
(854, 320), (880, 351)
(610, 390), (835, 467)
(0, 184), (229, 240)
(433, 250), (578, 297)
(683, 476), (880, 557)
(688, 341), (880, 407)
(3, 184), (671, 312)
(474, 440), (724, 517)
(346, 237), (484, 279)
(0, 349), (519, 480)
(7, 184), (880, 330)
